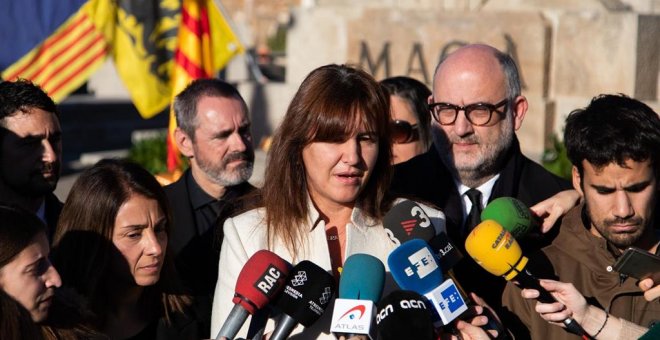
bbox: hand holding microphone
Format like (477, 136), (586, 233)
(216, 250), (291, 340)
(465, 220), (589, 338)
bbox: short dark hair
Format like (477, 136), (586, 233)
(173, 78), (248, 139)
(564, 94), (660, 176)
(0, 79), (58, 122)
(0, 204), (46, 269)
(380, 76), (432, 149)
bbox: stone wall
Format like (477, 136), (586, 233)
(285, 1), (660, 160)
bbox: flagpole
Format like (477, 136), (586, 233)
(211, 0), (267, 84)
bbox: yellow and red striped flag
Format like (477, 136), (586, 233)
(1, 0), (108, 102)
(167, 0), (243, 171)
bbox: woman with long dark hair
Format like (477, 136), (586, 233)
(52, 159), (205, 339)
(211, 64), (446, 339)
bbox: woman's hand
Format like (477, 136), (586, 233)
(530, 190), (580, 233)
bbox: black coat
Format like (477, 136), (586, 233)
(390, 138), (572, 308)
(45, 192), (63, 242)
(164, 170), (257, 296)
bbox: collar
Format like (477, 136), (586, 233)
(305, 195), (378, 233)
(456, 174), (500, 213)
(36, 199), (46, 224)
(186, 170), (218, 210)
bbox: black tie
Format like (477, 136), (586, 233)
(465, 189), (483, 234)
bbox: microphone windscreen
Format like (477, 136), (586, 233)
(464, 220), (528, 281)
(427, 231), (463, 271)
(339, 254), (385, 302)
(481, 197), (537, 238)
(383, 200), (436, 244)
(376, 290), (435, 340)
(234, 250), (291, 314)
(275, 260), (335, 327)
(388, 239), (443, 293)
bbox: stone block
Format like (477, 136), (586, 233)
(554, 12), (639, 97)
(517, 95), (549, 162)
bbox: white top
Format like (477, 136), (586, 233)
(456, 174), (500, 220)
(210, 198), (446, 339)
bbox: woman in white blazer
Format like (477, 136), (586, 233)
(210, 64), (446, 339)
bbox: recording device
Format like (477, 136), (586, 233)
(269, 260), (335, 340)
(376, 290), (435, 340)
(481, 197), (538, 238)
(330, 253), (385, 339)
(465, 220), (588, 337)
(388, 239), (468, 327)
(215, 250), (291, 340)
(613, 247), (660, 280)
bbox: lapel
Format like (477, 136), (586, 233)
(165, 170), (197, 255)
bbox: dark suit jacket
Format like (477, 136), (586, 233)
(45, 192), (63, 242)
(164, 170), (257, 297)
(390, 137), (572, 308)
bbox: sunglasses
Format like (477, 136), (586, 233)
(390, 120), (420, 144)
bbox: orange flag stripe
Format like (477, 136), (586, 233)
(3, 12), (88, 80)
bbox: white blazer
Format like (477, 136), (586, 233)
(210, 199), (445, 339)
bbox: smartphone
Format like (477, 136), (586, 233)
(612, 247), (660, 280)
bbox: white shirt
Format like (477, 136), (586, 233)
(456, 174), (500, 222)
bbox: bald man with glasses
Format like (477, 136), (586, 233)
(390, 44), (571, 310)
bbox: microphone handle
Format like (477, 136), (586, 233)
(216, 304), (250, 340)
(447, 269), (511, 340)
(270, 314), (298, 340)
(515, 270), (590, 338)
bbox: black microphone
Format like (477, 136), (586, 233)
(383, 199), (437, 246)
(376, 290), (435, 340)
(269, 261), (335, 340)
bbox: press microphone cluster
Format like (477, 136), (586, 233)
(215, 250), (291, 340)
(330, 253), (386, 339)
(383, 199), (508, 337)
(388, 239), (468, 327)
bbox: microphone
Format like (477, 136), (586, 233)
(465, 220), (589, 337)
(330, 253), (385, 339)
(270, 260), (335, 340)
(376, 290), (435, 340)
(383, 199), (437, 246)
(215, 250), (290, 340)
(388, 239), (468, 327)
(383, 201), (507, 337)
(383, 199), (461, 272)
(480, 197), (539, 238)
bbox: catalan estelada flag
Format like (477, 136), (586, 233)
(166, 0), (244, 171)
(0, 0), (108, 102)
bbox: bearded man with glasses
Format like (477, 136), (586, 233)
(390, 44), (572, 311)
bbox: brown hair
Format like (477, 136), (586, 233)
(52, 159), (189, 329)
(262, 64), (393, 258)
(0, 205), (46, 269)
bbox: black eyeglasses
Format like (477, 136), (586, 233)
(390, 120), (420, 144)
(429, 99), (508, 126)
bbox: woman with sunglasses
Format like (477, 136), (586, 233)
(380, 76), (432, 164)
